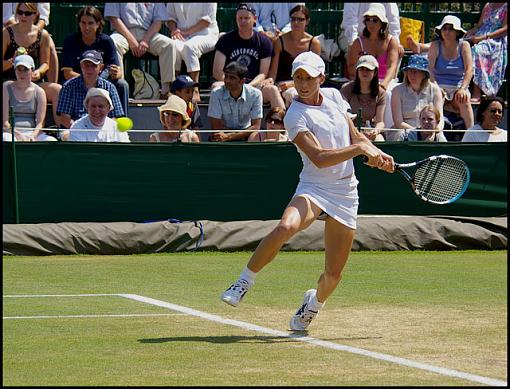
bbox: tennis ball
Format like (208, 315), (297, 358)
(116, 117), (133, 132)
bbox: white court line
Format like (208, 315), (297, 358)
(4, 293), (506, 386)
(121, 293), (507, 387)
(3, 313), (184, 320)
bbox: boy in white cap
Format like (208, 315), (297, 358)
(220, 51), (395, 331)
(67, 87), (130, 142)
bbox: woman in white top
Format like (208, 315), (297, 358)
(220, 52), (394, 331)
(68, 88), (130, 142)
(166, 3), (219, 98)
(462, 96), (507, 142)
(151, 95), (199, 143)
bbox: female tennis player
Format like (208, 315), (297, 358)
(221, 51), (395, 331)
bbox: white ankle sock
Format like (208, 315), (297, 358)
(240, 266), (257, 286)
(308, 291), (324, 311)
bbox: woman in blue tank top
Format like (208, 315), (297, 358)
(428, 15), (474, 131)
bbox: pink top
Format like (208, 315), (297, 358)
(358, 36), (389, 80)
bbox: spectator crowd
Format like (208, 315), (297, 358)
(2, 2), (507, 143)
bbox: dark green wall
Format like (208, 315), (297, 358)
(3, 142), (507, 224)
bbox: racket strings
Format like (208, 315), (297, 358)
(414, 158), (469, 203)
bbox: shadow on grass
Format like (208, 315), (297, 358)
(138, 334), (382, 344)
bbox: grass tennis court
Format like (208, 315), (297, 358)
(3, 250), (507, 386)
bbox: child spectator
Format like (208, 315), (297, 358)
(401, 104), (447, 142)
(171, 75), (203, 135)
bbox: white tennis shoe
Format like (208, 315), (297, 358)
(289, 289), (320, 331)
(221, 279), (251, 307)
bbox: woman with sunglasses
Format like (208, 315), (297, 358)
(346, 4), (399, 93)
(221, 52), (394, 331)
(247, 107), (289, 142)
(2, 55), (56, 142)
(267, 4), (321, 107)
(150, 95), (199, 143)
(2, 3), (62, 127)
(428, 15), (474, 131)
(461, 96), (506, 142)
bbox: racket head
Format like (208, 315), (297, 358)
(396, 155), (470, 205)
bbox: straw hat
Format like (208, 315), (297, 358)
(157, 95), (191, 129)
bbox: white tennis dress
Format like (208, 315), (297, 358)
(284, 88), (359, 229)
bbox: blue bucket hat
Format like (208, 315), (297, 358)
(402, 55), (429, 74)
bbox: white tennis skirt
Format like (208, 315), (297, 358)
(293, 174), (359, 230)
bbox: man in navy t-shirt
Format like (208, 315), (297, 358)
(60, 6), (129, 115)
(212, 4), (285, 110)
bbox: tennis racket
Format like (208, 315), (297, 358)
(365, 154), (471, 204)
(395, 155), (471, 204)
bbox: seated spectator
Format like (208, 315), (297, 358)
(208, 61), (263, 142)
(340, 55), (386, 142)
(61, 6), (129, 119)
(340, 3), (403, 58)
(401, 104), (447, 142)
(170, 75), (203, 136)
(391, 55), (444, 140)
(166, 2), (219, 100)
(408, 4), (507, 102)
(2, 3), (62, 126)
(57, 50), (125, 139)
(428, 15), (474, 131)
(151, 94), (199, 143)
(67, 88), (130, 142)
(212, 4), (285, 110)
(104, 3), (175, 98)
(2, 54), (56, 142)
(248, 107), (289, 142)
(248, 3), (302, 39)
(465, 3), (507, 102)
(3, 3), (58, 83)
(268, 4), (321, 107)
(462, 96), (507, 142)
(345, 4), (400, 129)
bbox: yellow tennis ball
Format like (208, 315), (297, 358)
(116, 117), (133, 132)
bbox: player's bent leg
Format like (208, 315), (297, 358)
(247, 195), (323, 272)
(221, 196), (322, 308)
(316, 217), (355, 303)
